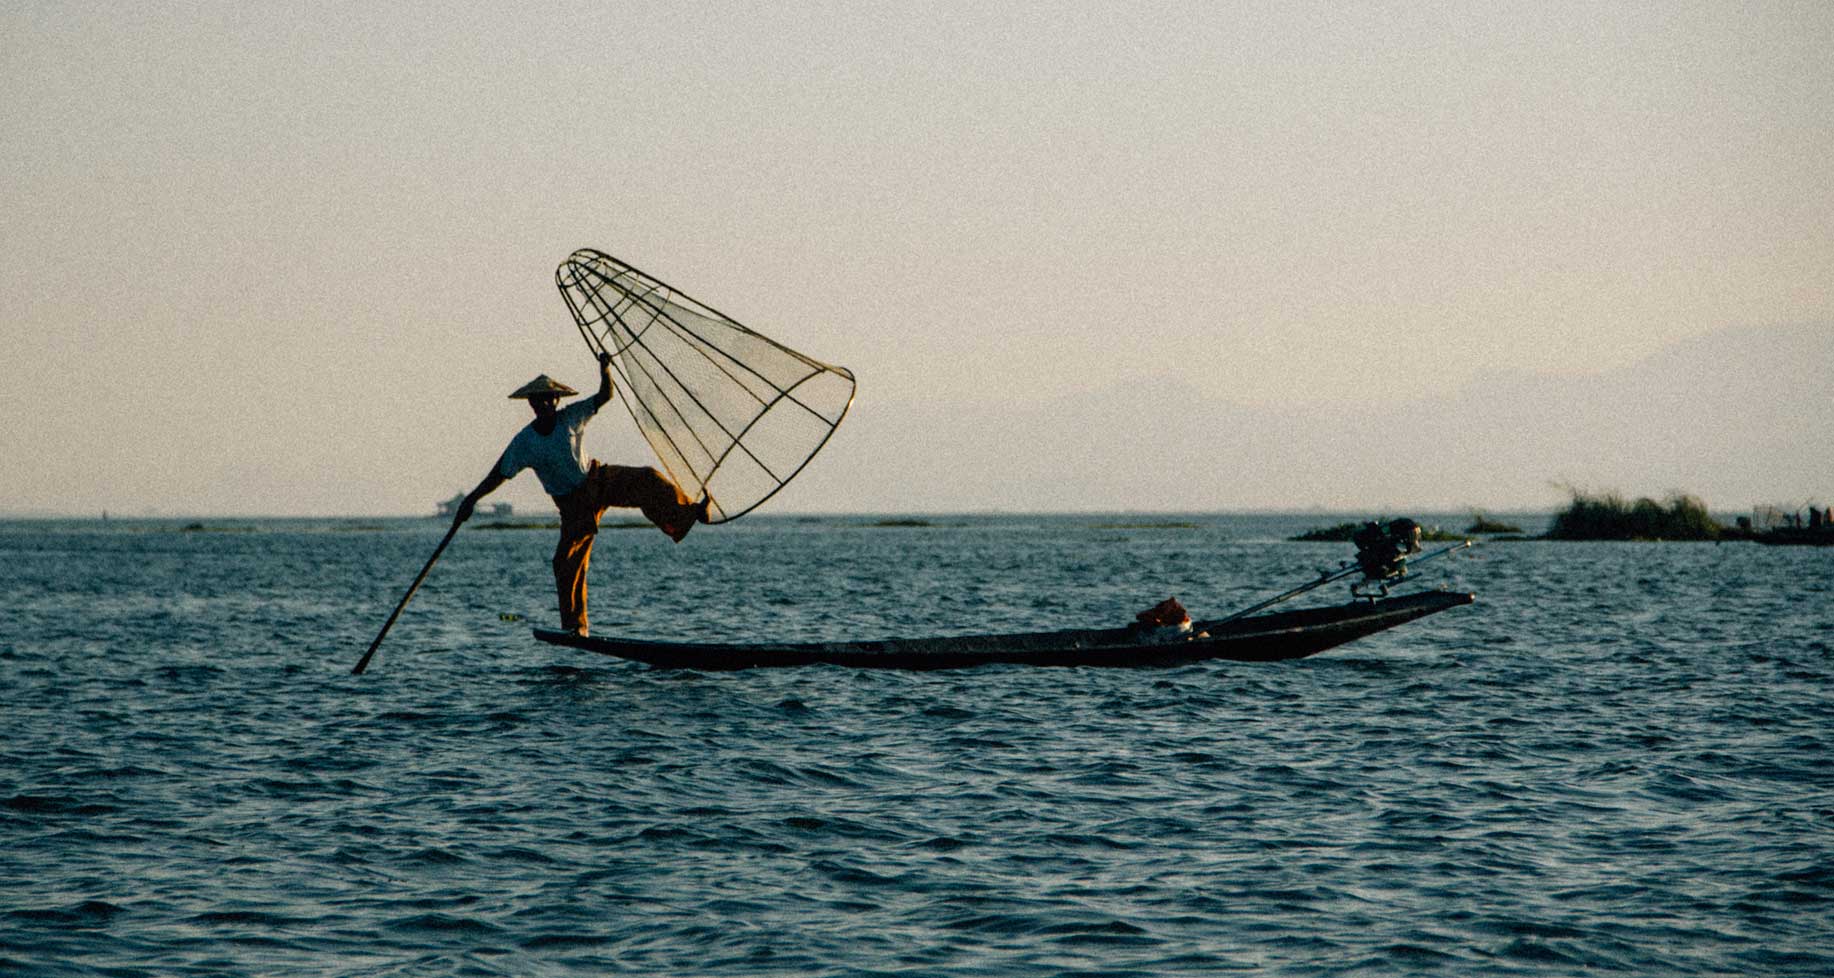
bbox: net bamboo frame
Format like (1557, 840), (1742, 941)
(555, 248), (856, 524)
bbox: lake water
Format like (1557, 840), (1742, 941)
(2, 514), (1831, 976)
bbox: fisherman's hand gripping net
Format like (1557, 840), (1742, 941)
(555, 249), (856, 524)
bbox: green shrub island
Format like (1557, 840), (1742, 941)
(1545, 489), (1722, 541)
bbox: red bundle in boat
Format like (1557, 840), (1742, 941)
(1135, 597), (1190, 628)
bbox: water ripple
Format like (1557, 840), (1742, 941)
(3, 519), (1832, 975)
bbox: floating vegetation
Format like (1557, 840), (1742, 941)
(1545, 488), (1722, 541)
(871, 519), (934, 528)
(1292, 521), (1469, 543)
(1290, 522), (1362, 542)
(176, 523), (255, 533)
(1419, 527), (1474, 543)
(1464, 513), (1523, 534)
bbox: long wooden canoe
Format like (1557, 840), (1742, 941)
(532, 589), (1474, 670)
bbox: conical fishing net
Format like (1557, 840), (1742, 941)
(555, 248), (856, 524)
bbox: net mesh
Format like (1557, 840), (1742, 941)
(555, 249), (856, 524)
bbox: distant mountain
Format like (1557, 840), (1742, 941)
(1416, 322), (1832, 510)
(801, 323), (1832, 513)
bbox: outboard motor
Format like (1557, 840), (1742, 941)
(1352, 519), (1423, 593)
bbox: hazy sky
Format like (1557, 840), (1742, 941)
(4, 2), (1830, 516)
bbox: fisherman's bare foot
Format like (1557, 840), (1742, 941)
(567, 624), (589, 638)
(666, 497), (710, 543)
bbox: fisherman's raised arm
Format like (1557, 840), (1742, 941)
(593, 350), (614, 408)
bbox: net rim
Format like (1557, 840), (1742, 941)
(697, 365), (857, 524)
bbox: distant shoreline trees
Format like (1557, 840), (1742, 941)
(1289, 494), (1730, 543)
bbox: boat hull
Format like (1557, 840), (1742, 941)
(532, 590), (1475, 670)
(1751, 528), (1834, 546)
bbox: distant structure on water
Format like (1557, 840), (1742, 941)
(1732, 502), (1834, 546)
(436, 493), (511, 520)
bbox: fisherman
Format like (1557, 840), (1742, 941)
(453, 351), (707, 636)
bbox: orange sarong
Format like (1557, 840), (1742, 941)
(552, 462), (700, 631)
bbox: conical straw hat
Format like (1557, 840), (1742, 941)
(508, 374), (578, 399)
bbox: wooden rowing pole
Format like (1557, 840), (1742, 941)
(351, 521), (462, 675)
